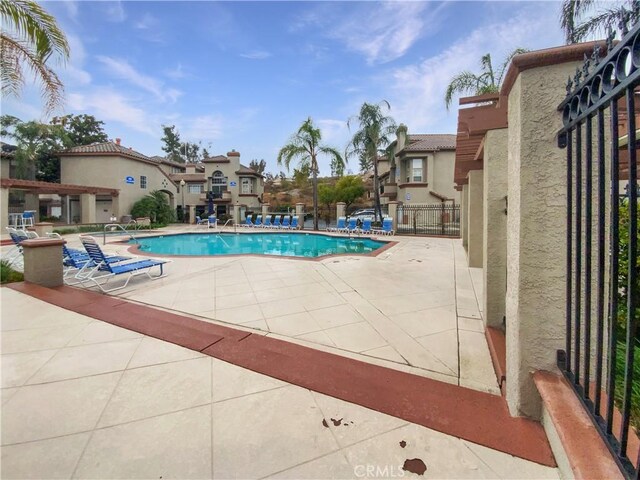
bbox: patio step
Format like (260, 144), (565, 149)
(7, 281), (556, 468)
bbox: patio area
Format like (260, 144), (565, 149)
(0, 288), (558, 479)
(82, 227), (497, 394)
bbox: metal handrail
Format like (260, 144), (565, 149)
(103, 223), (139, 245)
(123, 218), (139, 230)
(218, 218), (235, 234)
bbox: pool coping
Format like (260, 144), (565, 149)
(119, 230), (399, 261)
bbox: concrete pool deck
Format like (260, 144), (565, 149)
(0, 288), (560, 479)
(88, 226), (497, 394)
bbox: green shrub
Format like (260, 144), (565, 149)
(130, 191), (175, 225)
(1, 260), (23, 284)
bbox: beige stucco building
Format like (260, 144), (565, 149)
(377, 126), (459, 206)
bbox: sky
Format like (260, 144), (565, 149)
(5, 0), (569, 175)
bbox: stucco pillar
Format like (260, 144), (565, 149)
(466, 170), (484, 268)
(21, 238), (65, 287)
(233, 203), (241, 225)
(24, 193), (39, 222)
(60, 195), (69, 224)
(111, 195), (120, 221)
(1, 187), (8, 231)
(189, 205), (196, 224)
(483, 129), (509, 329)
(295, 202), (305, 217)
(262, 204), (269, 218)
(336, 202), (346, 219)
(461, 185), (469, 250)
(505, 60), (578, 419)
(388, 201), (400, 232)
(79, 193), (96, 224)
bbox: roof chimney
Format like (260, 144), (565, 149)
(115, 138), (121, 146)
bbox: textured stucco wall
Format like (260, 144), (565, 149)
(461, 184), (469, 249)
(467, 170), (484, 268)
(60, 155), (177, 217)
(203, 156), (263, 209)
(483, 129), (508, 328)
(505, 62), (578, 418)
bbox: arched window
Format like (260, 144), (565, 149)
(210, 171), (227, 196)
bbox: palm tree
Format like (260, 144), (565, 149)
(277, 118), (344, 231)
(444, 49), (528, 109)
(346, 101), (397, 223)
(1, 0), (70, 113)
(560, 0), (640, 44)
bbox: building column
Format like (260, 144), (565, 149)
(505, 60), (579, 419)
(189, 205), (196, 224)
(388, 201), (400, 232)
(1, 187), (9, 231)
(483, 129), (509, 329)
(111, 195), (120, 221)
(79, 193), (96, 224)
(466, 170), (484, 268)
(233, 203), (241, 225)
(262, 204), (269, 218)
(336, 202), (346, 219)
(461, 184), (469, 250)
(295, 202), (305, 217)
(24, 193), (39, 222)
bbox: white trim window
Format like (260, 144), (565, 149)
(140, 175), (147, 189)
(241, 178), (253, 194)
(406, 159), (423, 183)
(188, 183), (203, 194)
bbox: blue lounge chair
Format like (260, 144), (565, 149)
(346, 218), (359, 235)
(62, 244), (129, 285)
(360, 217), (373, 235)
(272, 215), (281, 229)
(5, 228), (27, 265)
(195, 216), (209, 227)
(207, 215), (217, 229)
(373, 217), (395, 236)
(263, 215), (272, 228)
(290, 216), (300, 230)
(80, 236), (169, 292)
(281, 216), (290, 229)
(254, 215), (263, 227)
(328, 217), (346, 233)
(242, 216), (254, 228)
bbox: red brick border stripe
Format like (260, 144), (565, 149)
(7, 282), (556, 467)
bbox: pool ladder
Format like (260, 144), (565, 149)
(103, 223), (139, 245)
(218, 219), (236, 234)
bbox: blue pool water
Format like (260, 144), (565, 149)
(133, 232), (387, 258)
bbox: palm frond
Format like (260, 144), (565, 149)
(560, 0), (598, 43)
(496, 48), (529, 86)
(444, 71), (482, 109)
(571, 6), (629, 42)
(480, 53), (495, 86)
(1, 32), (64, 113)
(0, 0), (69, 62)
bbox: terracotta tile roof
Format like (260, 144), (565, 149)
(168, 173), (206, 182)
(202, 155), (229, 163)
(404, 134), (456, 152)
(236, 164), (263, 177)
(61, 141), (152, 162)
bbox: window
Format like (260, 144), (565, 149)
(171, 167), (182, 174)
(188, 184), (203, 194)
(210, 170), (227, 197)
(406, 159), (422, 183)
(241, 178), (253, 194)
(140, 175), (147, 189)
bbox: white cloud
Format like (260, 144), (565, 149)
(63, 1), (79, 21)
(180, 115), (224, 142)
(294, 2), (447, 64)
(135, 13), (158, 30)
(67, 89), (155, 136)
(96, 55), (182, 103)
(385, 3), (564, 134)
(240, 51), (272, 60)
(104, 1), (126, 22)
(62, 34), (91, 86)
(164, 63), (187, 80)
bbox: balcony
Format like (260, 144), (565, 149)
(380, 183), (397, 199)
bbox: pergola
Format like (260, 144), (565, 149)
(454, 93), (508, 189)
(1, 178), (119, 230)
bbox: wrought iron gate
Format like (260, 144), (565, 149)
(396, 204), (460, 236)
(557, 26), (639, 479)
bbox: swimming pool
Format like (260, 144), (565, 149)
(131, 232), (388, 258)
